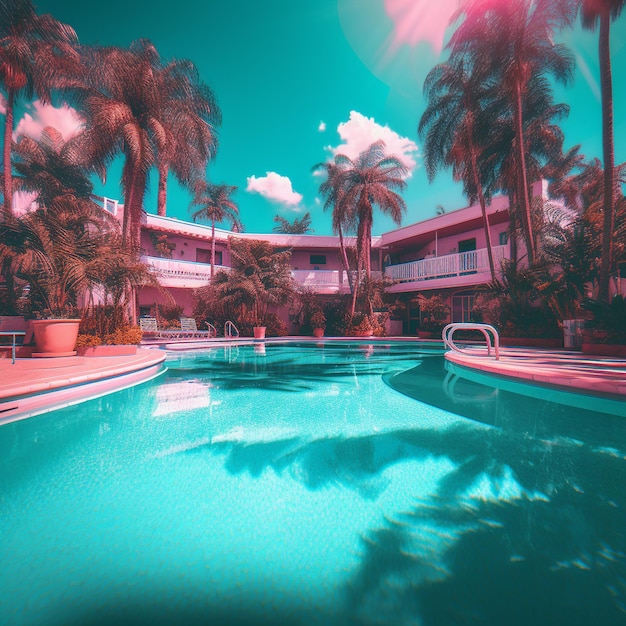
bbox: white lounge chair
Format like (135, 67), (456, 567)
(179, 317), (213, 339)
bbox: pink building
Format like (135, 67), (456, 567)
(102, 181), (550, 334)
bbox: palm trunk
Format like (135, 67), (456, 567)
(121, 161), (135, 250)
(3, 90), (14, 217)
(337, 223), (354, 295)
(211, 220), (216, 280)
(469, 145), (496, 283)
(514, 79), (535, 265)
(598, 12), (615, 303)
(508, 191), (518, 263)
(157, 160), (168, 217)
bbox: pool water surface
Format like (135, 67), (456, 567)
(1, 341), (625, 626)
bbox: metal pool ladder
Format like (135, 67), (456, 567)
(442, 323), (500, 360)
(224, 320), (240, 338)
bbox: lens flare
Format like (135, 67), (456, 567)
(384, 0), (461, 55)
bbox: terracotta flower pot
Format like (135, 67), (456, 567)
(313, 328), (325, 338)
(253, 326), (266, 339)
(32, 319), (81, 357)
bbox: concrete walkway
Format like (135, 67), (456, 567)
(0, 347), (166, 423)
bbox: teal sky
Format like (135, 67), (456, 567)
(26, 0), (626, 235)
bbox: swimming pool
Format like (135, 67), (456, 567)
(1, 341), (625, 626)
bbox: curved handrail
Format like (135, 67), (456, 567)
(205, 322), (217, 338)
(442, 323), (500, 360)
(224, 320), (240, 338)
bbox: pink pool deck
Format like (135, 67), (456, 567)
(445, 346), (626, 397)
(0, 347), (166, 423)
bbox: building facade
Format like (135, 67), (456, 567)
(102, 182), (550, 334)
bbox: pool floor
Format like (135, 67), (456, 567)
(1, 341), (625, 625)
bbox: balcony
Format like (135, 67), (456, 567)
(291, 270), (383, 293)
(143, 256), (226, 288)
(145, 256), (383, 293)
(384, 245), (509, 292)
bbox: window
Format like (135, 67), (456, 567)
(196, 249), (222, 265)
(309, 254), (326, 265)
(452, 291), (475, 323)
(499, 232), (508, 245)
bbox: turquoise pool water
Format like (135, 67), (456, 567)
(1, 341), (625, 626)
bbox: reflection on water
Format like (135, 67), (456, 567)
(1, 341), (625, 626)
(385, 356), (626, 450)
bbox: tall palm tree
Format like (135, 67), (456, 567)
(325, 141), (407, 315)
(580, 0), (625, 301)
(337, 142), (408, 314)
(189, 182), (239, 279)
(419, 57), (497, 283)
(154, 57), (220, 217)
(449, 0), (576, 264)
(70, 40), (172, 251)
(272, 212), (313, 234)
(0, 0), (79, 215)
(314, 159), (356, 297)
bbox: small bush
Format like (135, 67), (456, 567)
(104, 326), (143, 345)
(75, 334), (103, 348)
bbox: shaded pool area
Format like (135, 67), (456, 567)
(1, 341), (625, 626)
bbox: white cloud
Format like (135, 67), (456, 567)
(318, 121), (326, 132)
(246, 171), (303, 207)
(328, 110), (419, 177)
(314, 197), (321, 206)
(13, 101), (84, 142)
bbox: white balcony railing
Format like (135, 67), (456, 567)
(384, 245), (508, 283)
(291, 270), (383, 291)
(145, 256), (384, 292)
(143, 256), (227, 286)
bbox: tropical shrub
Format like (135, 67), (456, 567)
(418, 294), (450, 333)
(583, 296), (626, 344)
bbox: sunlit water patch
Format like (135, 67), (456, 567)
(1, 341), (624, 626)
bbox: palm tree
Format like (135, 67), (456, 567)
(190, 182), (239, 279)
(70, 40), (175, 251)
(11, 126), (93, 206)
(0, 192), (119, 317)
(419, 57), (497, 283)
(211, 237), (295, 329)
(580, 0), (625, 301)
(314, 159), (356, 297)
(332, 141), (407, 315)
(0, 0), (79, 215)
(272, 212), (313, 234)
(154, 57), (220, 217)
(449, 0), (576, 264)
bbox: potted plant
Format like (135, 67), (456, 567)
(0, 192), (128, 356)
(310, 310), (327, 338)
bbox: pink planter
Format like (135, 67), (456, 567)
(32, 319), (81, 357)
(253, 326), (266, 339)
(313, 328), (325, 338)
